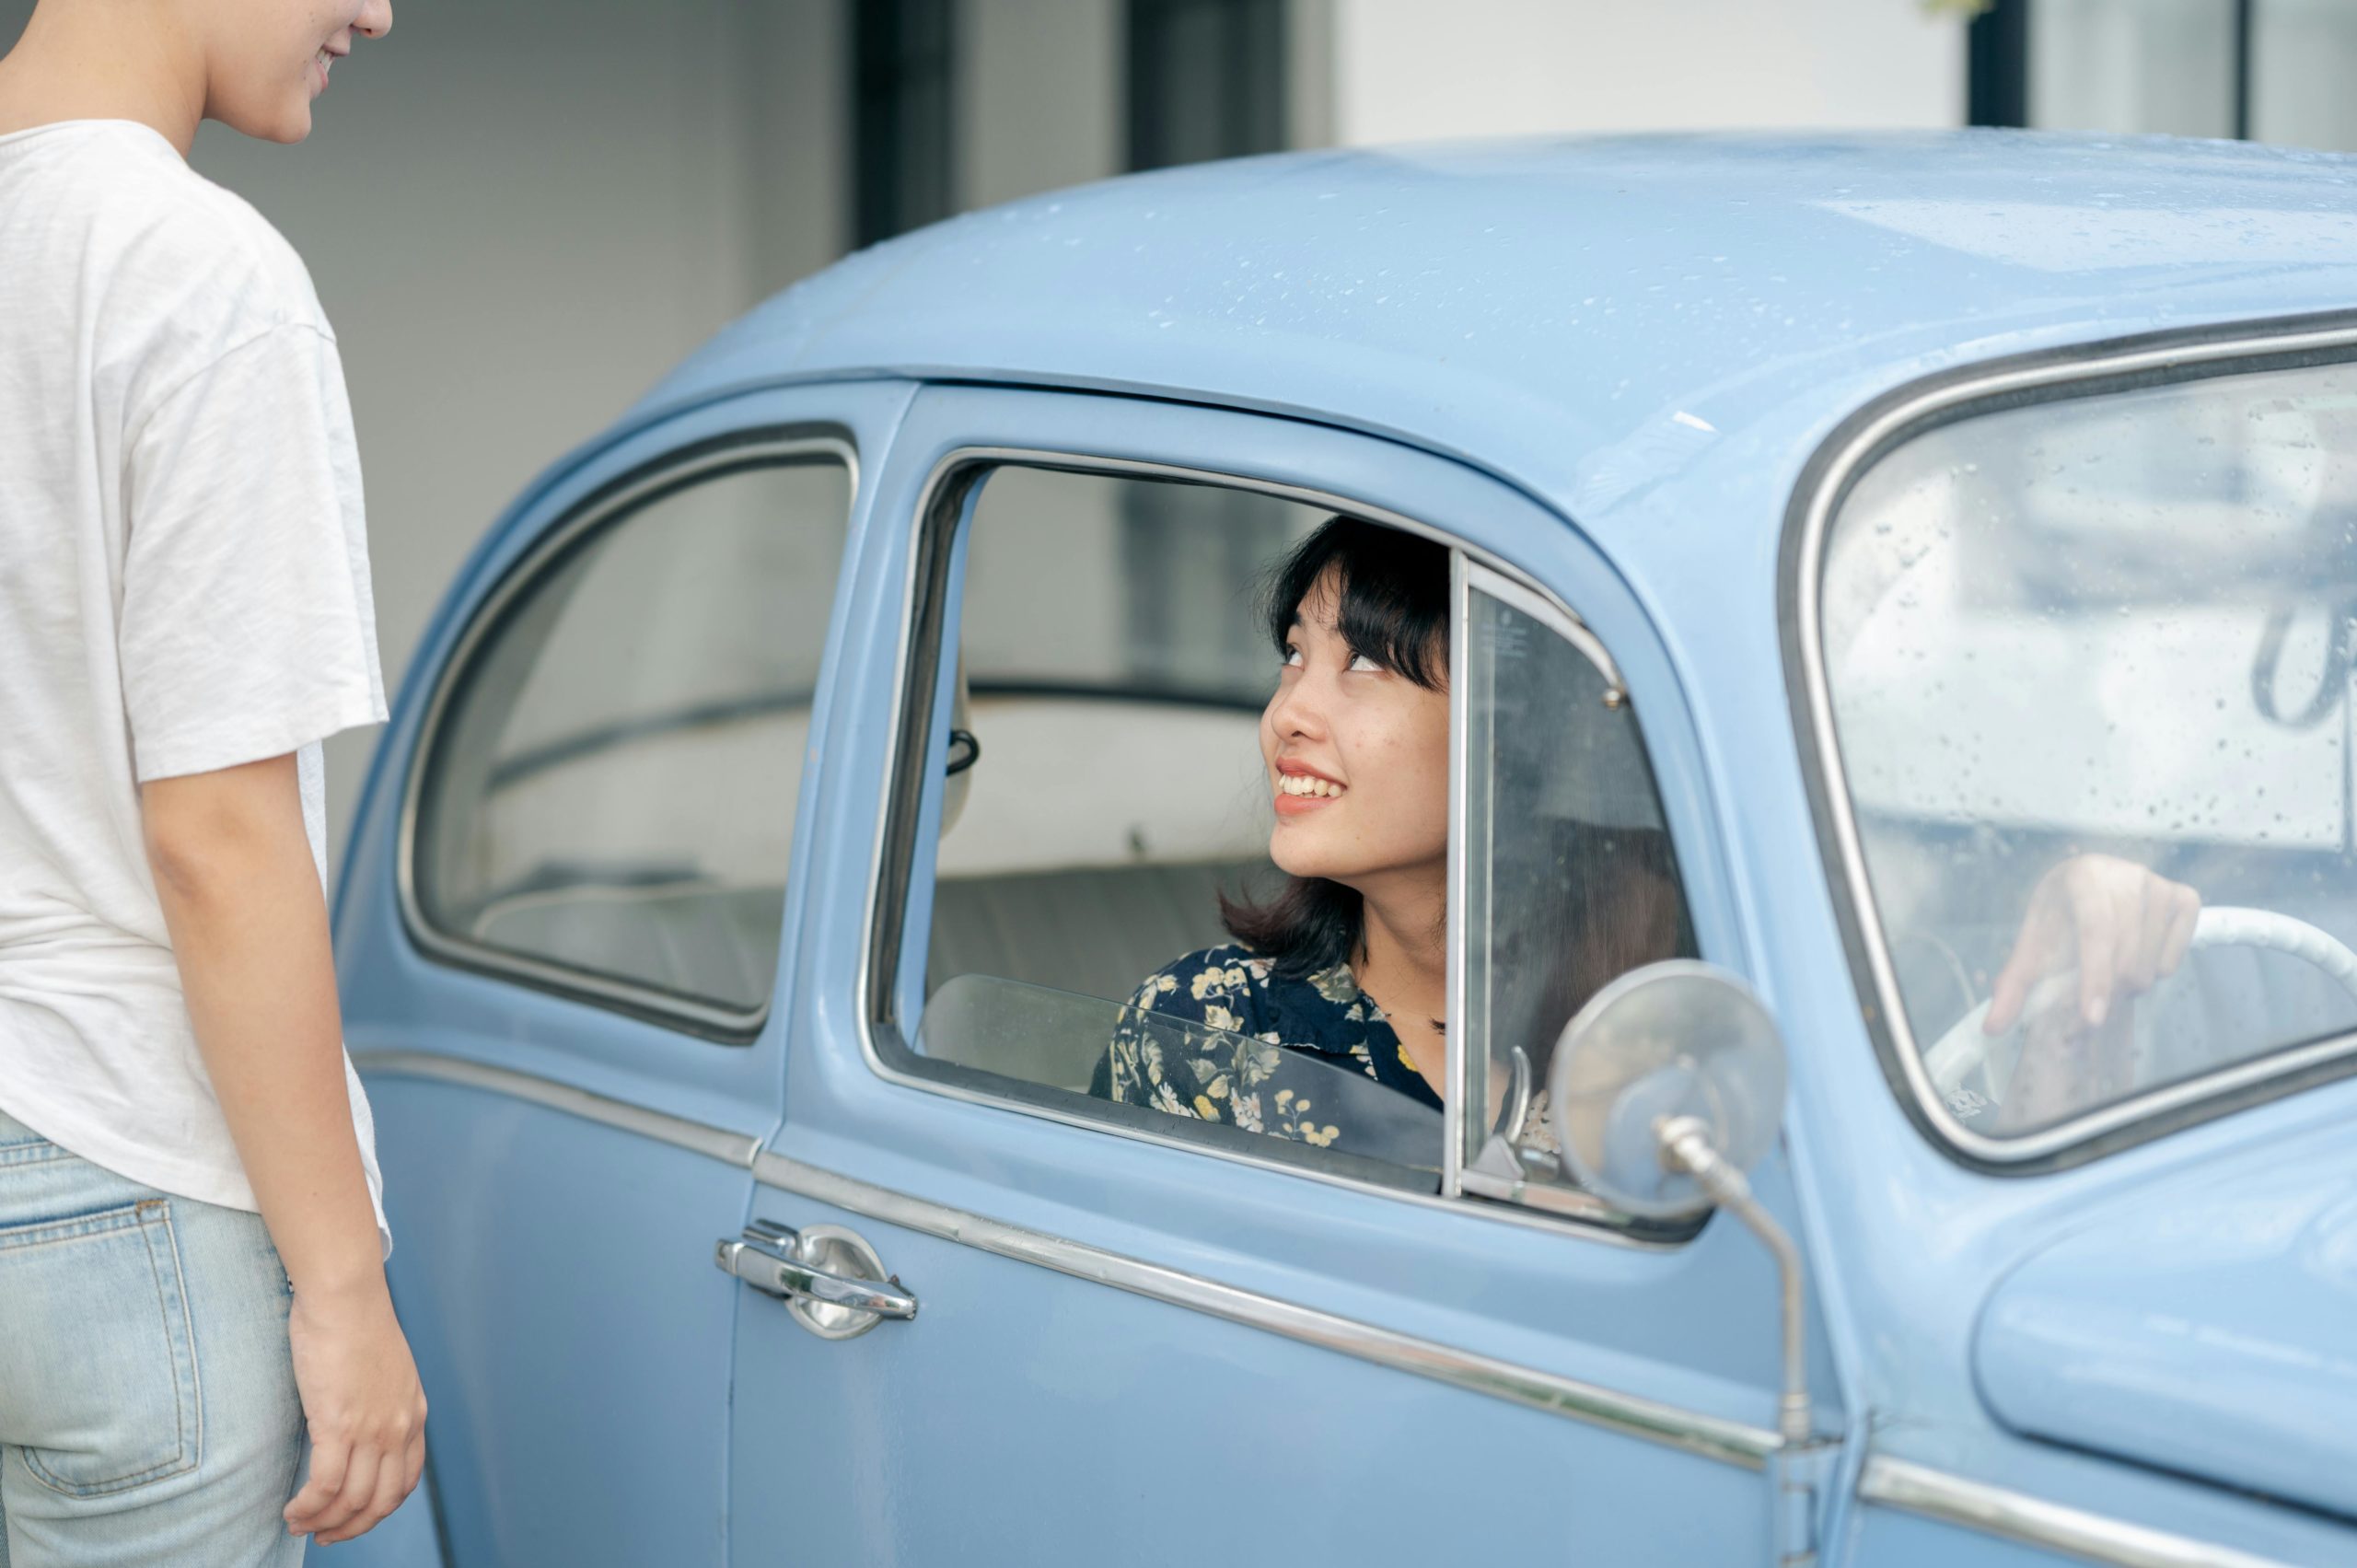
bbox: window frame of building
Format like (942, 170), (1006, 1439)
(400, 429), (855, 1042)
(1125, 0), (1287, 172)
(1972, 0), (2261, 139)
(853, 0), (957, 247)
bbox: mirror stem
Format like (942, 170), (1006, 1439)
(1657, 1115), (1812, 1447)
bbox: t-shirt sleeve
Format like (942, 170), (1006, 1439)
(119, 323), (389, 782)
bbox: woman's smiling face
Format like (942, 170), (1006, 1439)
(1261, 566), (1450, 892)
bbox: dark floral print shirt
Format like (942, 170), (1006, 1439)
(1093, 943), (1443, 1156)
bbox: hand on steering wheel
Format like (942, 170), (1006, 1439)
(1985, 854), (2201, 1037)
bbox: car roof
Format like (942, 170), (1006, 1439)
(638, 129), (2357, 546)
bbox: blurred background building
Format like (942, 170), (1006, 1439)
(6, 0), (2354, 869)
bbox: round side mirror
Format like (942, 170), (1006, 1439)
(1547, 960), (1786, 1220)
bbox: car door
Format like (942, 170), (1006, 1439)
(331, 381), (912, 1567)
(723, 385), (1840, 1566)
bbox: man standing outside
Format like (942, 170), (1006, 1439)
(0, 1), (425, 1558)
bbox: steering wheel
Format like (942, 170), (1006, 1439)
(1922, 906), (2357, 1119)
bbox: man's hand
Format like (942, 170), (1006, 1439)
(1986, 853), (2201, 1037)
(284, 1279), (429, 1543)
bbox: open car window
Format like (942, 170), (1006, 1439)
(872, 464), (1447, 1182)
(869, 458), (1709, 1231)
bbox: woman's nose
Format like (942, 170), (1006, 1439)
(1265, 676), (1327, 739)
(356, 0), (393, 39)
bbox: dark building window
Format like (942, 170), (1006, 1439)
(1974, 0), (2292, 145)
(1967, 0), (2029, 128)
(853, 0), (955, 247)
(1126, 0), (1286, 171)
(1121, 0), (1291, 680)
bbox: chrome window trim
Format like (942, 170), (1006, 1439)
(1787, 319), (2357, 1167)
(394, 431), (856, 1043)
(1463, 560), (1626, 696)
(1444, 551), (1471, 1198)
(347, 1049), (764, 1167)
(751, 1147), (1779, 1470)
(1859, 1456), (2301, 1568)
(853, 444), (1690, 1247)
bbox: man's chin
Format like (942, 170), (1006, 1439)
(216, 101), (314, 145)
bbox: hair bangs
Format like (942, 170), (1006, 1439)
(1264, 516), (1448, 691)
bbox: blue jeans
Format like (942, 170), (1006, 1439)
(0, 1106), (307, 1566)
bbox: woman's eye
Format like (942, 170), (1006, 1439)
(1347, 652), (1384, 673)
(1281, 646), (1304, 668)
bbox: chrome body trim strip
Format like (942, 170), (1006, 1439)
(348, 1049), (763, 1168)
(1788, 323), (2357, 1165)
(393, 434), (857, 1043)
(343, 1047), (1770, 1469)
(852, 443), (1676, 1245)
(1859, 1456), (2301, 1568)
(753, 1148), (1780, 1470)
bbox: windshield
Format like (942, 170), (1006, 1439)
(1817, 356), (2357, 1148)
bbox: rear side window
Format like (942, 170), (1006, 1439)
(410, 447), (849, 1027)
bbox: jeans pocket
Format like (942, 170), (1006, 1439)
(0, 1199), (202, 1496)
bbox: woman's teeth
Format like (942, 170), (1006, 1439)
(1278, 773), (1343, 798)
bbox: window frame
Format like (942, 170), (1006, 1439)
(397, 427), (856, 1042)
(1782, 310), (2357, 1173)
(857, 445), (1704, 1244)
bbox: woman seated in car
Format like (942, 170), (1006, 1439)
(1097, 516), (2203, 1155)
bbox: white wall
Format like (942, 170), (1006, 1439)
(1328, 0), (1966, 143)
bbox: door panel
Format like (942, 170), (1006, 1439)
(363, 1076), (752, 1566)
(732, 1186), (1768, 1566)
(727, 385), (1831, 1567)
(336, 381), (915, 1566)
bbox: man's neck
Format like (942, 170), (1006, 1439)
(0, 4), (203, 157)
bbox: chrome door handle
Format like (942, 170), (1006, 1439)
(718, 1235), (917, 1317)
(715, 1219), (916, 1338)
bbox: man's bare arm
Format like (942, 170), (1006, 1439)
(142, 752), (424, 1545)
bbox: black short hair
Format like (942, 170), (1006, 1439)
(1221, 516), (1448, 979)
(1262, 515), (1447, 691)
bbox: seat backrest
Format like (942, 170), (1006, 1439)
(472, 882), (785, 1009)
(927, 858), (1270, 1012)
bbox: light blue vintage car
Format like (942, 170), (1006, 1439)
(320, 132), (2357, 1568)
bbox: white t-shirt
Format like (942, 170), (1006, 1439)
(0, 120), (389, 1253)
